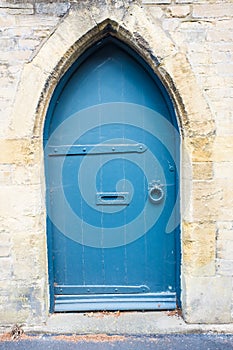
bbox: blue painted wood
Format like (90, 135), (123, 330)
(54, 293), (177, 312)
(44, 38), (180, 312)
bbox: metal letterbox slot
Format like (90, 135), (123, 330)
(96, 192), (130, 205)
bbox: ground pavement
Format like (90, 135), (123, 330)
(1, 333), (233, 350)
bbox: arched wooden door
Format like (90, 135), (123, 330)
(44, 38), (180, 312)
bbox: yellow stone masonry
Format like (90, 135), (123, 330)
(0, 0), (232, 326)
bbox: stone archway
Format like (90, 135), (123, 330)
(10, 0), (216, 323)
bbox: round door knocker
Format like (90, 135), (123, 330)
(149, 185), (164, 204)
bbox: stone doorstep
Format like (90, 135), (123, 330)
(3, 311), (232, 335)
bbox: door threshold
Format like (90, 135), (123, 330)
(24, 309), (198, 335)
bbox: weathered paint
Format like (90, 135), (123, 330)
(44, 40), (180, 312)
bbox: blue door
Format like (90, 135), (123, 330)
(44, 39), (180, 312)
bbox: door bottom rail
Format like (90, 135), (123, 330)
(54, 292), (177, 312)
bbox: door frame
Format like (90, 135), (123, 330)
(44, 37), (181, 312)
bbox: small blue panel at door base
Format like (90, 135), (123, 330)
(54, 293), (177, 312)
(45, 39), (180, 312)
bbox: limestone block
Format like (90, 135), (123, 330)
(0, 231), (11, 245)
(214, 162), (233, 179)
(192, 180), (221, 221)
(207, 29), (233, 43)
(211, 180), (233, 221)
(213, 137), (233, 162)
(0, 309), (30, 325)
(5, 66), (21, 82)
(182, 221), (216, 276)
(0, 49), (32, 63)
(71, 0), (109, 27)
(18, 38), (41, 50)
(216, 259), (233, 276)
(188, 137), (214, 162)
(208, 43), (233, 59)
(0, 37), (16, 51)
(188, 62), (216, 78)
(217, 221), (233, 240)
(183, 221), (216, 244)
(6, 26), (33, 37)
(0, 280), (12, 295)
(35, 2), (70, 17)
(192, 162), (213, 180)
(215, 113), (233, 138)
(0, 83), (18, 102)
(217, 240), (233, 260)
(1, 213), (45, 233)
(0, 114), (13, 139)
(0, 258), (12, 280)
(178, 19), (210, 31)
(170, 21), (207, 47)
(188, 51), (212, 65)
(13, 15), (59, 28)
(0, 184), (43, 218)
(213, 97), (233, 113)
(193, 4), (233, 18)
(33, 28), (51, 39)
(0, 8), (34, 15)
(216, 62), (233, 76)
(162, 18), (180, 32)
(0, 13), (16, 27)
(211, 106), (233, 136)
(207, 87), (232, 100)
(182, 275), (232, 323)
(0, 139), (41, 165)
(0, 245), (11, 257)
(0, 164), (13, 185)
(6, 279), (48, 323)
(0, 296), (9, 310)
(0, 2), (33, 9)
(0, 63), (9, 77)
(11, 231), (47, 281)
(13, 164), (42, 185)
(165, 5), (190, 18)
(0, 77), (17, 89)
(215, 18), (233, 30)
(202, 76), (232, 89)
(145, 6), (164, 19)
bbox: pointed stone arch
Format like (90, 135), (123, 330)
(11, 3), (214, 140)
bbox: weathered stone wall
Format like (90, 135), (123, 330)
(0, 0), (232, 326)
